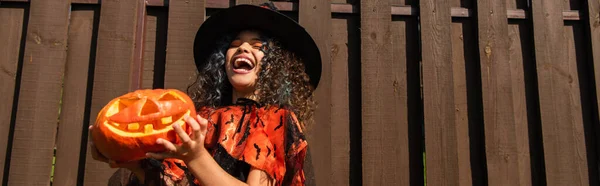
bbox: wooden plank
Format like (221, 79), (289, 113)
(131, 0), (147, 90)
(164, 0), (204, 91)
(143, 8), (168, 89)
(419, 0), (459, 185)
(206, 0), (228, 8)
(506, 20), (533, 186)
(449, 20), (473, 186)
(389, 16), (412, 186)
(586, 0), (600, 170)
(331, 3), (355, 14)
(476, 0), (522, 185)
(530, 0), (589, 185)
(360, 0), (407, 185)
(299, 0), (331, 186)
(52, 6), (98, 186)
(330, 15), (351, 186)
(0, 5), (26, 185)
(83, 0), (141, 185)
(142, 11), (158, 89)
(6, 0), (71, 185)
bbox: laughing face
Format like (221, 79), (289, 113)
(225, 30), (266, 97)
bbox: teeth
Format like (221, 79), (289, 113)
(144, 124), (154, 133)
(127, 123), (140, 131)
(235, 58), (251, 63)
(234, 58), (253, 68)
(161, 116), (173, 124)
(113, 122), (120, 127)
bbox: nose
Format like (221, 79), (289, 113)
(237, 42), (252, 54)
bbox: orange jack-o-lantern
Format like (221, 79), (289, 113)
(91, 89), (196, 162)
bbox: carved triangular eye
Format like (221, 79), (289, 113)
(140, 99), (160, 116)
(105, 98), (138, 117)
(159, 92), (184, 102)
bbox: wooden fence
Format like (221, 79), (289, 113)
(1, 0), (599, 185)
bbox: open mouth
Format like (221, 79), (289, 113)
(232, 56), (255, 73)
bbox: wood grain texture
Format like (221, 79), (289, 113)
(299, 0), (331, 185)
(83, 0), (141, 185)
(164, 0), (204, 91)
(330, 15), (351, 186)
(419, 0), (459, 185)
(0, 5), (26, 185)
(143, 8), (168, 89)
(530, 0), (589, 185)
(449, 20), (473, 186)
(389, 16), (411, 186)
(476, 0), (522, 185)
(142, 11), (158, 89)
(360, 0), (407, 185)
(586, 0), (600, 162)
(131, 0), (147, 90)
(7, 0), (71, 185)
(506, 1), (535, 185)
(507, 20), (533, 186)
(53, 6), (98, 186)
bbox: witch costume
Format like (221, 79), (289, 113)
(107, 3), (321, 186)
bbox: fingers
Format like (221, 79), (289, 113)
(156, 138), (178, 152)
(173, 122), (192, 143)
(196, 114), (208, 134)
(184, 115), (201, 141)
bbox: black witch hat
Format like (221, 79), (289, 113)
(193, 3), (322, 88)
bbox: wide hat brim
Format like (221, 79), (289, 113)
(193, 5), (322, 88)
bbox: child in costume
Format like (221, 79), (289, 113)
(89, 3), (321, 186)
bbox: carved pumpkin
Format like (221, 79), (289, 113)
(91, 89), (196, 162)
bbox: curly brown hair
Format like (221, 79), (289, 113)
(187, 31), (315, 128)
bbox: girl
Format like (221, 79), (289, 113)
(90, 3), (321, 186)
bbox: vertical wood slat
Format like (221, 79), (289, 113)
(507, 20), (534, 186)
(0, 5), (26, 185)
(7, 0), (71, 185)
(142, 10), (159, 89)
(449, 20), (473, 186)
(330, 16), (351, 186)
(530, 0), (589, 185)
(587, 0), (600, 159)
(131, 0), (147, 90)
(299, 1), (331, 186)
(565, 19), (592, 185)
(53, 6), (98, 186)
(389, 16), (413, 186)
(84, 0), (141, 185)
(164, 0), (205, 91)
(476, 0), (523, 185)
(419, 0), (459, 185)
(143, 8), (168, 89)
(361, 0), (409, 185)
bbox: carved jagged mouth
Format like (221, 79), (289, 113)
(104, 110), (191, 137)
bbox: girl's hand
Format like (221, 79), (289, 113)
(146, 114), (209, 163)
(88, 125), (141, 170)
